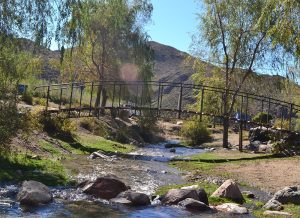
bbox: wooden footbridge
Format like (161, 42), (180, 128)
(34, 80), (300, 148)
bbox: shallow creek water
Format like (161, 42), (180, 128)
(0, 141), (255, 218)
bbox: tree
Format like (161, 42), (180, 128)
(193, 0), (294, 148)
(63, 0), (153, 111)
(0, 0), (75, 148)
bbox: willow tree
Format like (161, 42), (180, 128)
(0, 0), (75, 148)
(193, 0), (292, 148)
(63, 0), (153, 110)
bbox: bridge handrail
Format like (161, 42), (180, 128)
(34, 80), (300, 111)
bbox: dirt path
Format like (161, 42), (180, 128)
(216, 157), (300, 193)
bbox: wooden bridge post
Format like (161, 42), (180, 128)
(267, 98), (271, 128)
(135, 84), (139, 115)
(177, 83), (183, 119)
(289, 103), (293, 131)
(260, 100), (264, 128)
(160, 85), (164, 109)
(200, 87), (204, 122)
(245, 94), (249, 129)
(89, 82), (94, 116)
(68, 83), (74, 117)
(239, 95), (244, 152)
(45, 85), (50, 111)
(79, 85), (83, 117)
(157, 82), (161, 117)
(112, 82), (116, 107)
(59, 86), (63, 110)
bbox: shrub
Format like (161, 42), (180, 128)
(33, 97), (47, 106)
(181, 119), (211, 146)
(79, 118), (95, 132)
(137, 110), (158, 132)
(252, 112), (273, 125)
(273, 119), (289, 130)
(40, 114), (76, 137)
(21, 92), (33, 105)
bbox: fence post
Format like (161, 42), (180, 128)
(289, 103), (293, 131)
(79, 85), (83, 117)
(200, 87), (204, 122)
(157, 82), (161, 117)
(267, 98), (271, 128)
(59, 86), (63, 110)
(68, 83), (74, 117)
(45, 85), (50, 111)
(177, 83), (183, 119)
(89, 82), (94, 116)
(239, 95), (244, 152)
(112, 82), (116, 107)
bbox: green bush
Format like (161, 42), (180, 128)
(252, 112), (273, 125)
(181, 119), (211, 146)
(40, 114), (76, 137)
(21, 92), (33, 105)
(79, 118), (95, 132)
(33, 97), (47, 106)
(273, 118), (289, 130)
(137, 110), (158, 132)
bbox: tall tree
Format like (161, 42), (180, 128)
(63, 0), (153, 110)
(193, 0), (293, 148)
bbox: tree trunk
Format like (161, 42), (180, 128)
(222, 116), (229, 148)
(100, 87), (108, 115)
(94, 82), (102, 115)
(222, 90), (229, 148)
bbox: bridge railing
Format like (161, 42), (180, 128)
(34, 80), (300, 134)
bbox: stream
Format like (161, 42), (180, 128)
(0, 141), (256, 217)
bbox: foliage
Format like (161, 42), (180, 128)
(137, 110), (158, 132)
(40, 114), (77, 137)
(181, 119), (211, 146)
(192, 0), (299, 147)
(21, 92), (33, 105)
(252, 112), (273, 125)
(0, 153), (69, 186)
(273, 118), (289, 130)
(60, 0), (154, 109)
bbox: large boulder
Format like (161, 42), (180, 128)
(178, 198), (210, 211)
(17, 180), (53, 206)
(197, 188), (209, 206)
(211, 179), (244, 203)
(273, 186), (300, 204)
(116, 190), (150, 206)
(161, 189), (200, 205)
(82, 175), (128, 200)
(263, 199), (283, 211)
(249, 127), (271, 143)
(215, 203), (248, 214)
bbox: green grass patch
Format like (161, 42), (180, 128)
(39, 140), (62, 156)
(253, 204), (300, 217)
(0, 153), (69, 186)
(75, 132), (135, 154)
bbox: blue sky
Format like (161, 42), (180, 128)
(145, 0), (202, 52)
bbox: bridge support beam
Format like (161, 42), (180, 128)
(177, 84), (183, 119)
(239, 121), (243, 152)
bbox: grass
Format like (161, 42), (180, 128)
(253, 204), (300, 217)
(170, 151), (276, 179)
(0, 153), (69, 186)
(0, 130), (135, 186)
(75, 132), (135, 154)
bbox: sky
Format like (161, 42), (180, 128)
(145, 0), (202, 53)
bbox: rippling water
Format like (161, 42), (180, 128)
(0, 141), (254, 218)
